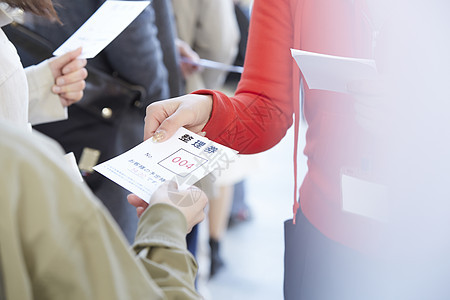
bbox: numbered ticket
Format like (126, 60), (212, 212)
(93, 127), (238, 202)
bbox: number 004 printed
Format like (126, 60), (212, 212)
(158, 149), (208, 177)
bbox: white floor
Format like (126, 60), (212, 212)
(196, 125), (307, 300)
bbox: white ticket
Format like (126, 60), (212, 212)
(53, 1), (150, 58)
(93, 127), (238, 202)
(291, 48), (378, 94)
(180, 57), (244, 74)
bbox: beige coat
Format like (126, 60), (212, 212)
(0, 122), (201, 299)
(171, 0), (240, 92)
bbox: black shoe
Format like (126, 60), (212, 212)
(209, 238), (225, 278)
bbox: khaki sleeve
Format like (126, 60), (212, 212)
(133, 203), (202, 299)
(24, 184), (167, 300)
(11, 133), (165, 299)
(5, 128), (201, 299)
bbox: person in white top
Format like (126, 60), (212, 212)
(0, 1), (87, 128)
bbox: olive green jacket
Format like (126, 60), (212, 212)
(0, 122), (202, 299)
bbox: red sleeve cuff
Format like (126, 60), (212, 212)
(191, 89), (235, 142)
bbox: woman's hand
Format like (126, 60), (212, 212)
(144, 93), (213, 142)
(48, 47), (88, 106)
(127, 195), (149, 218)
(127, 181), (208, 233)
(175, 38), (201, 78)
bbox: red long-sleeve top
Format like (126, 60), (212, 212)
(195, 0), (384, 253)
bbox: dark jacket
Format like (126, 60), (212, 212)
(19, 0), (170, 243)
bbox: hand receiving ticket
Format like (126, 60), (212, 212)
(93, 128), (238, 202)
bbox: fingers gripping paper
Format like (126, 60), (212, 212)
(94, 128), (238, 202)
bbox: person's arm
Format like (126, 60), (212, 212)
(3, 128), (204, 299)
(26, 60), (66, 124)
(131, 181), (207, 298)
(26, 47), (87, 125)
(196, 0), (294, 153)
(133, 204), (202, 299)
(176, 38), (201, 79)
(145, 0), (295, 154)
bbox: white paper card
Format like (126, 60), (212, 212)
(291, 49), (378, 94)
(93, 128), (238, 202)
(53, 1), (150, 58)
(341, 174), (389, 222)
(64, 152), (84, 182)
(180, 57), (244, 74)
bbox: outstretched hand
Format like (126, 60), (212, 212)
(175, 38), (201, 78)
(48, 47), (88, 107)
(127, 181), (208, 233)
(144, 94), (213, 142)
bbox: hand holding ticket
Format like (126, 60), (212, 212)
(94, 127), (238, 202)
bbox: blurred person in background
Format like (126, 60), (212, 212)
(171, 0), (240, 92)
(152, 0), (185, 98)
(17, 0), (169, 245)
